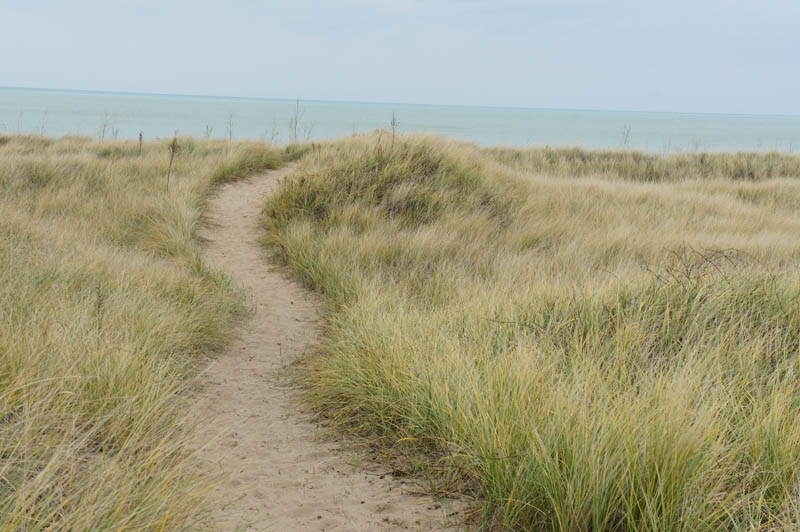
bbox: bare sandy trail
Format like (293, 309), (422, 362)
(191, 166), (466, 531)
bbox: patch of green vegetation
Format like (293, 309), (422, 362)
(265, 134), (800, 531)
(0, 135), (289, 530)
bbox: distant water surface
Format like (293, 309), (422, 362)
(1, 87), (799, 153)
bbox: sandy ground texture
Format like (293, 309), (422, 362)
(191, 166), (467, 531)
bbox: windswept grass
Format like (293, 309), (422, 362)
(265, 135), (800, 531)
(0, 135), (288, 530)
(485, 145), (800, 182)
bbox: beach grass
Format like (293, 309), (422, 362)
(5, 130), (800, 531)
(264, 134), (800, 531)
(0, 135), (288, 530)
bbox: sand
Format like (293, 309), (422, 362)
(191, 166), (466, 531)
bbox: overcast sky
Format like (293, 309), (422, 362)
(2, 1), (799, 114)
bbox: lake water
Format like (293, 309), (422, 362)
(2, 86), (799, 153)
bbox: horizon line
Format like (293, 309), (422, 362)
(2, 85), (800, 119)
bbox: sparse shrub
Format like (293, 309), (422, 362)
(167, 135), (179, 189)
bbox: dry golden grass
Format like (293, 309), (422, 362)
(265, 134), (800, 531)
(0, 135), (291, 530)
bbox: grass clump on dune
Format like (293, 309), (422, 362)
(0, 135), (287, 531)
(265, 134), (800, 531)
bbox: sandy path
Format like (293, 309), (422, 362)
(192, 166), (465, 531)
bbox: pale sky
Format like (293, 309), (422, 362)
(2, 0), (799, 114)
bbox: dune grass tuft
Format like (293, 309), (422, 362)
(264, 134), (800, 531)
(0, 135), (286, 530)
